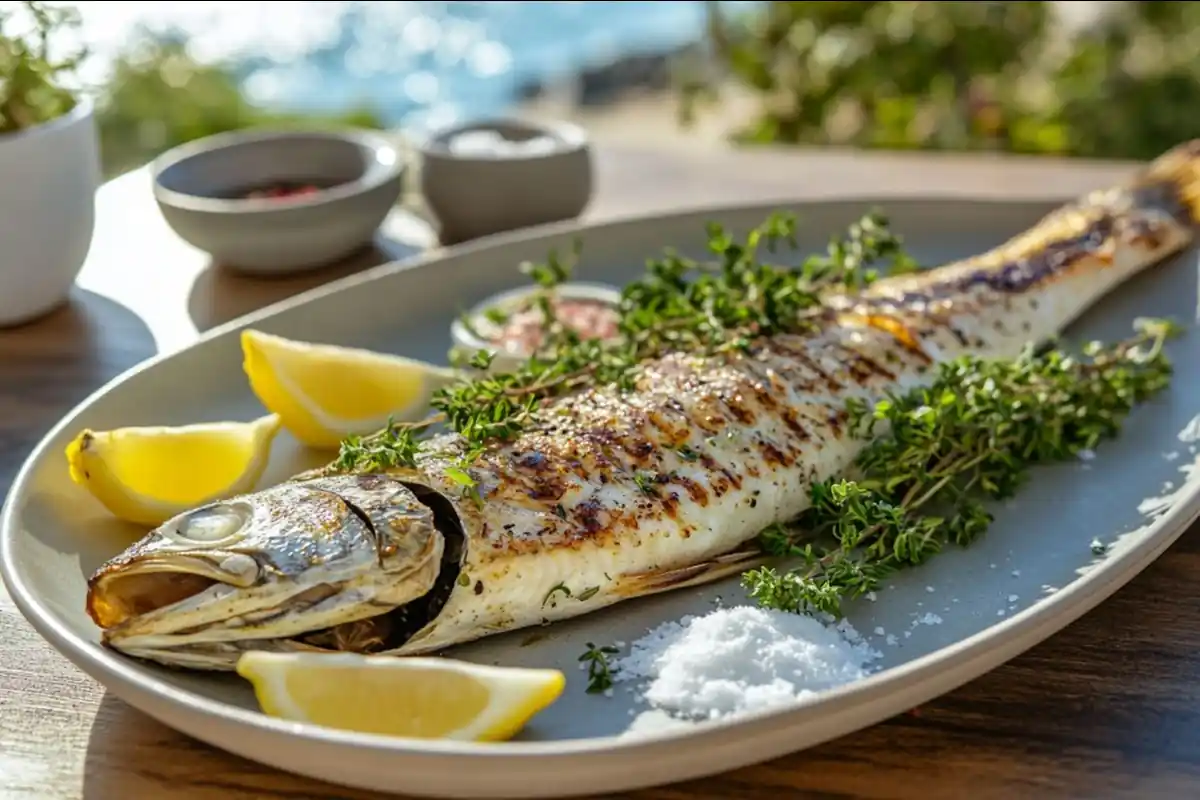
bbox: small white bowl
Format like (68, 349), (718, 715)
(418, 118), (593, 245)
(0, 98), (99, 327)
(451, 281), (622, 372)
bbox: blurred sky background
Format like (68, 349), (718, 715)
(64, 1), (758, 134)
(61, 1), (1105, 136)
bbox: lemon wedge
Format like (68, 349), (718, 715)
(237, 652), (565, 742)
(65, 414), (282, 527)
(241, 329), (459, 450)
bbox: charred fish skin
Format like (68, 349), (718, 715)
(86, 140), (1200, 671)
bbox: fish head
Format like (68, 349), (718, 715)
(86, 473), (463, 669)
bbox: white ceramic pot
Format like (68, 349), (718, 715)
(0, 97), (100, 327)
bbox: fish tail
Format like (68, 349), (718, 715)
(1130, 138), (1200, 227)
(851, 141), (1200, 358)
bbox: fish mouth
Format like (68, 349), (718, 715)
(87, 479), (465, 670)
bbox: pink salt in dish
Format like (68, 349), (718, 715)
(451, 282), (622, 371)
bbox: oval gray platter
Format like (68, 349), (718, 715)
(3, 197), (1200, 799)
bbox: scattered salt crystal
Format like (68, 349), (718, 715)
(925, 586), (935, 593)
(834, 619), (860, 639)
(903, 631), (912, 638)
(612, 606), (880, 720)
(1011, 570), (1021, 578)
(873, 626), (886, 636)
(997, 609), (1006, 617)
(1007, 594), (1018, 603)
(603, 688), (614, 698)
(885, 634), (898, 646)
(1077, 449), (1096, 461)
(989, 563), (997, 569)
(865, 591), (877, 602)
(1165, 451), (1180, 462)
(1177, 413), (1200, 444)
(913, 612), (943, 626)
(952, 597), (960, 604)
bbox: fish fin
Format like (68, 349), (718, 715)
(612, 546), (768, 598)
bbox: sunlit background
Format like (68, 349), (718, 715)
(70, 1), (756, 127)
(10, 1), (1200, 177)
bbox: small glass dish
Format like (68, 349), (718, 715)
(450, 281), (622, 372)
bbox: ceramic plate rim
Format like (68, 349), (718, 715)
(5, 192), (1200, 763)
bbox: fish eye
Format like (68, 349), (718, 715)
(163, 502), (253, 548)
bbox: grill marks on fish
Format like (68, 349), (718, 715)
(414, 321), (936, 562)
(844, 198), (1181, 320)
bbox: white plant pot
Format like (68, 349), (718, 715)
(0, 97), (100, 327)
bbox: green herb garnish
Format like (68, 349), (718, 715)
(543, 583), (572, 607)
(743, 317), (1181, 617)
(334, 416), (428, 473)
(579, 642), (620, 694)
(632, 471), (660, 497)
(333, 209), (911, 473)
(331, 208), (914, 485)
(415, 210), (913, 468)
(482, 306), (509, 325)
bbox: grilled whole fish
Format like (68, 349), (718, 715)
(86, 141), (1200, 670)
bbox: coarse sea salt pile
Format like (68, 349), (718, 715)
(611, 605), (881, 721)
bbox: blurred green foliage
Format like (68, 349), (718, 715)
(682, 0), (1200, 160)
(2, 5), (381, 172)
(96, 37), (385, 177)
(0, 2), (84, 133)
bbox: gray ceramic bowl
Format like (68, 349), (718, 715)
(152, 129), (405, 275)
(417, 118), (593, 245)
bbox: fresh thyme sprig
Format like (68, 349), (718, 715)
(410, 210), (916, 465)
(579, 642), (620, 694)
(333, 415), (432, 472)
(334, 209), (913, 475)
(615, 210), (911, 359)
(742, 317), (1182, 617)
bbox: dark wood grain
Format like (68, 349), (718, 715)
(1, 142), (1196, 800)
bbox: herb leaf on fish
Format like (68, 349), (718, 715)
(743, 317), (1182, 617)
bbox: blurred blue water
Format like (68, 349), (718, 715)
(90, 1), (761, 133)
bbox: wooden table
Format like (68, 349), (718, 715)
(2, 143), (1198, 800)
